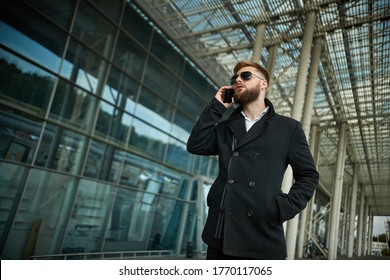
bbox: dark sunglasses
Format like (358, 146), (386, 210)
(230, 71), (265, 85)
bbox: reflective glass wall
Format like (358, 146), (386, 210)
(0, 0), (219, 259)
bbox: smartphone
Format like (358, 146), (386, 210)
(222, 88), (235, 103)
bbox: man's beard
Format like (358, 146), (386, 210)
(234, 83), (260, 106)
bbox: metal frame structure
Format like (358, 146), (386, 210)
(133, 0), (390, 219)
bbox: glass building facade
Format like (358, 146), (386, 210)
(0, 0), (219, 259)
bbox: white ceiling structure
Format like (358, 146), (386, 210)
(133, 0), (390, 216)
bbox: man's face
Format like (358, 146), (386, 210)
(232, 66), (266, 106)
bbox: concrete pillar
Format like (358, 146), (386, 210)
(357, 188), (365, 257)
(340, 185), (350, 255)
(290, 10), (316, 121)
(283, 9), (317, 260)
(252, 23), (266, 63)
(265, 44), (279, 98)
(296, 36), (323, 258)
(367, 211), (373, 255)
(327, 122), (348, 259)
(347, 163), (359, 257)
(363, 202), (370, 255)
(301, 37), (323, 135)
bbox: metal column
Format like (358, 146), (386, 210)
(283, 9), (317, 260)
(347, 163), (359, 257)
(327, 122), (348, 259)
(297, 36), (323, 258)
(357, 187), (365, 257)
(252, 23), (266, 63)
(363, 203), (370, 255)
(265, 44), (279, 98)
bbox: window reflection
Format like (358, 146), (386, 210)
(151, 32), (184, 76)
(95, 100), (132, 144)
(35, 124), (88, 175)
(0, 107), (42, 165)
(72, 0), (117, 59)
(129, 119), (169, 160)
(113, 32), (146, 81)
(122, 3), (152, 46)
(166, 138), (190, 170)
(26, 0), (74, 29)
(136, 87), (173, 130)
(0, 0), (220, 259)
(0, 21), (65, 73)
(143, 57), (179, 103)
(0, 50), (55, 116)
(62, 180), (116, 253)
(50, 79), (95, 130)
(0, 163), (28, 244)
(60, 38), (107, 94)
(106, 66), (140, 114)
(178, 85), (205, 120)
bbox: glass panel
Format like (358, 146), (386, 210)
(89, 0), (123, 23)
(105, 66), (139, 114)
(177, 85), (205, 120)
(60, 38), (108, 95)
(0, 13), (66, 73)
(26, 0), (74, 29)
(113, 32), (146, 81)
(0, 163), (28, 256)
(122, 3), (152, 46)
(166, 138), (190, 170)
(104, 177), (187, 251)
(129, 119), (168, 161)
(104, 187), (151, 247)
(183, 64), (213, 100)
(136, 87), (173, 131)
(151, 32), (184, 75)
(84, 140), (126, 183)
(95, 100), (132, 145)
(49, 79), (96, 131)
(34, 124), (88, 175)
(62, 179), (117, 254)
(83, 139), (104, 180)
(0, 49), (56, 117)
(72, 0), (117, 59)
(0, 105), (42, 165)
(172, 111), (194, 138)
(143, 57), (179, 103)
(1, 169), (76, 257)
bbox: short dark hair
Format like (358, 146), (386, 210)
(233, 61), (269, 83)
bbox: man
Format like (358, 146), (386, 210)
(187, 61), (319, 260)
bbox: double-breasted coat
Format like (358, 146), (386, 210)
(187, 98), (319, 259)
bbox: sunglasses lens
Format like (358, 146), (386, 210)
(230, 75), (237, 85)
(241, 71), (252, 80)
(230, 72), (253, 85)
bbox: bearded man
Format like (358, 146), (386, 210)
(187, 61), (319, 260)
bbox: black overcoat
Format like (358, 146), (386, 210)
(187, 98), (319, 259)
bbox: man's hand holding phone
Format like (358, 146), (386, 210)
(216, 87), (235, 108)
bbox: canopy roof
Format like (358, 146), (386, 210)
(134, 0), (390, 215)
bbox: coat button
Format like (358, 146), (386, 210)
(248, 181), (256, 187)
(247, 210), (254, 217)
(233, 151), (239, 157)
(228, 179), (234, 184)
(253, 152), (260, 159)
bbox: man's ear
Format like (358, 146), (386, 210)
(261, 79), (268, 89)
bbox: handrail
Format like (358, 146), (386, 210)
(32, 250), (175, 260)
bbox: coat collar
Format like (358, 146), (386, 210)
(226, 98), (275, 149)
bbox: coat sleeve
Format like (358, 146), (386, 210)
(276, 122), (319, 222)
(187, 98), (227, 155)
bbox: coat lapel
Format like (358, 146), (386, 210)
(227, 99), (275, 150)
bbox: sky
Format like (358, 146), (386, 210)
(372, 216), (390, 236)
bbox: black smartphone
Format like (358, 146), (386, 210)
(222, 88), (235, 103)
